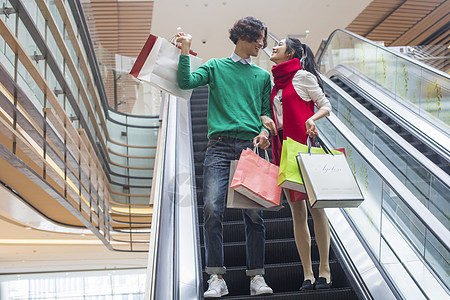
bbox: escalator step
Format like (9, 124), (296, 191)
(199, 238), (335, 267)
(197, 203), (293, 223)
(192, 124), (209, 134)
(193, 142), (208, 154)
(202, 261), (356, 298)
(397, 131), (414, 142)
(191, 110), (208, 119)
(193, 132), (208, 141)
(191, 117), (207, 126)
(198, 218), (314, 244)
(223, 288), (358, 300)
(191, 103), (208, 110)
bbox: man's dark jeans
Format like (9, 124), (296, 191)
(203, 136), (266, 276)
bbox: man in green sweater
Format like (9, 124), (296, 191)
(177, 17), (273, 298)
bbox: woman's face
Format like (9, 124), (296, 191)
(270, 39), (291, 64)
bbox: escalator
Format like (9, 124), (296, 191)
(190, 86), (360, 299)
(145, 29), (449, 300)
(329, 75), (449, 174)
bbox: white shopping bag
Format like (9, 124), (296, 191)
(296, 137), (364, 208)
(130, 34), (202, 100)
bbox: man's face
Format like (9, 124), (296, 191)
(241, 30), (265, 57)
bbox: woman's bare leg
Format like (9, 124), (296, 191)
(286, 190), (314, 282)
(307, 202), (331, 283)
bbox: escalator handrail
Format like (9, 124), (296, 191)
(316, 28), (450, 81)
(145, 94), (170, 299)
(144, 94), (202, 300)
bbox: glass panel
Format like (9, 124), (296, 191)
(127, 115), (160, 127)
(46, 32), (64, 75)
(127, 127), (156, 147)
(48, 1), (64, 34)
(129, 186), (150, 196)
(107, 121), (127, 145)
(375, 48), (398, 97)
(64, 1), (79, 39)
(127, 147), (156, 157)
(128, 168), (153, 178)
(324, 81), (448, 230)
(421, 69), (450, 125)
(318, 114), (449, 297)
(319, 119), (383, 258)
(128, 196), (150, 205)
(0, 269), (146, 298)
(110, 174), (128, 185)
(2, 1), (17, 35)
(16, 61), (45, 109)
(129, 178), (152, 187)
(319, 30), (450, 128)
(127, 157), (154, 169)
(109, 151), (128, 166)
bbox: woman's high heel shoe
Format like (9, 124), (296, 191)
(315, 276), (332, 289)
(299, 279), (315, 291)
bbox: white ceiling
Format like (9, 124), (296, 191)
(152, 0), (372, 60)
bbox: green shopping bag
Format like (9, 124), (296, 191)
(278, 138), (309, 192)
(278, 137), (343, 193)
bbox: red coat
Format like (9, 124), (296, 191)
(270, 59), (314, 202)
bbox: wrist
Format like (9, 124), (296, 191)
(261, 128), (270, 137)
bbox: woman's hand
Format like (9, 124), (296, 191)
(253, 130), (270, 150)
(260, 116), (277, 135)
(176, 32), (192, 55)
(305, 118), (317, 137)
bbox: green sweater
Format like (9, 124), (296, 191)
(178, 55), (271, 140)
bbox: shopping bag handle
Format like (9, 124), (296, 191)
(254, 145), (270, 161)
(307, 134), (334, 156)
(169, 35), (198, 56)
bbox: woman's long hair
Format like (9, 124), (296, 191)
(285, 37), (324, 91)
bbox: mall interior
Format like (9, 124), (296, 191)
(0, 0), (448, 299)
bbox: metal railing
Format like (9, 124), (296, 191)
(145, 94), (202, 300)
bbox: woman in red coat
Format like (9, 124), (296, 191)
(262, 37), (332, 291)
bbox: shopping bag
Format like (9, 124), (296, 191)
(230, 148), (282, 208)
(278, 138), (310, 192)
(227, 160), (284, 211)
(296, 136), (364, 208)
(129, 34), (203, 99)
(278, 137), (344, 193)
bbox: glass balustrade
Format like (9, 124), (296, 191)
(319, 29), (450, 129)
(324, 80), (449, 230)
(0, 0), (160, 250)
(316, 114), (449, 299)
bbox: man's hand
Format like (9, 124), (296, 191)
(176, 32), (192, 55)
(253, 130), (270, 150)
(260, 116), (277, 135)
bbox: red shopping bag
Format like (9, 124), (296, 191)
(129, 34), (202, 99)
(230, 148), (282, 208)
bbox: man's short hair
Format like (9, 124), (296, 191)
(229, 16), (267, 48)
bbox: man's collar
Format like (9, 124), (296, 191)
(231, 52), (253, 65)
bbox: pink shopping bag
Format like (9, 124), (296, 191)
(230, 148), (282, 208)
